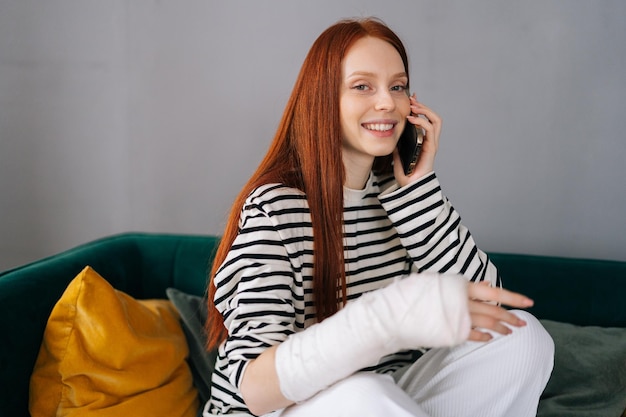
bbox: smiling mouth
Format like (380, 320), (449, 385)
(363, 123), (395, 132)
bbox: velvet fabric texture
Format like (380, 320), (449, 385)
(1, 233), (624, 417)
(29, 266), (199, 417)
(167, 288), (626, 417)
(537, 320), (626, 417)
(166, 287), (217, 405)
(0, 233), (219, 417)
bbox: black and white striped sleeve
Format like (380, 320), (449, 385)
(379, 172), (500, 286)
(212, 193), (299, 391)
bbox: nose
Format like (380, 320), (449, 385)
(374, 89), (396, 112)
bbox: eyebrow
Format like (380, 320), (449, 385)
(345, 71), (408, 80)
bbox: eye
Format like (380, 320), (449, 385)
(352, 84), (370, 91)
(391, 84), (408, 93)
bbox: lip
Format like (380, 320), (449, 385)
(361, 119), (398, 137)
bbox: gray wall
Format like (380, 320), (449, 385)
(1, 0), (625, 270)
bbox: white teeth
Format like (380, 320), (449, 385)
(364, 123), (394, 131)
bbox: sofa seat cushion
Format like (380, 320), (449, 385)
(29, 266), (199, 417)
(538, 320), (626, 417)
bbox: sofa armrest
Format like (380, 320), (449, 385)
(0, 232), (219, 417)
(0, 234), (146, 416)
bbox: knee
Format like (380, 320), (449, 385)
(331, 372), (394, 403)
(328, 373), (414, 414)
(507, 310), (555, 376)
(511, 310), (554, 353)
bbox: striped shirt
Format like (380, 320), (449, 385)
(205, 172), (499, 415)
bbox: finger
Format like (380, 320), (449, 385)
(406, 114), (433, 132)
(468, 328), (492, 342)
(469, 280), (492, 298)
(409, 99), (442, 132)
(409, 98), (440, 119)
(469, 301), (528, 328)
(408, 108), (441, 150)
(468, 284), (534, 309)
(470, 312), (514, 335)
(407, 115), (438, 155)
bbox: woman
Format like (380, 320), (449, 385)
(203, 17), (553, 417)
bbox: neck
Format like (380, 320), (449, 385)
(343, 157), (373, 190)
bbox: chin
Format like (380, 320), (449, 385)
(375, 143), (398, 158)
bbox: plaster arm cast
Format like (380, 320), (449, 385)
(275, 272), (470, 403)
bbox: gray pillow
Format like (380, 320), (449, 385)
(538, 319), (626, 417)
(166, 288), (217, 406)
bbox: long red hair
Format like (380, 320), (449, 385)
(206, 18), (410, 349)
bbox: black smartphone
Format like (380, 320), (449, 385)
(397, 123), (424, 176)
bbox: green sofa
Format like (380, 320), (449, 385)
(1, 232), (625, 417)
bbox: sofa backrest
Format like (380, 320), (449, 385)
(1, 233), (624, 417)
(490, 252), (626, 327)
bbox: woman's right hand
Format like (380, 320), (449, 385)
(393, 97), (442, 187)
(466, 282), (534, 341)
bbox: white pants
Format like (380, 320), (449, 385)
(268, 311), (554, 417)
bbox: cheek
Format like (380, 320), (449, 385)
(339, 99), (360, 132)
(394, 97), (411, 134)
(399, 96), (411, 117)
(340, 95), (358, 118)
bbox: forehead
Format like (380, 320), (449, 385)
(342, 36), (406, 77)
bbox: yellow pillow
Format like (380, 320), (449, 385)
(29, 266), (199, 417)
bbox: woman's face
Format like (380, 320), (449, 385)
(340, 36), (411, 171)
